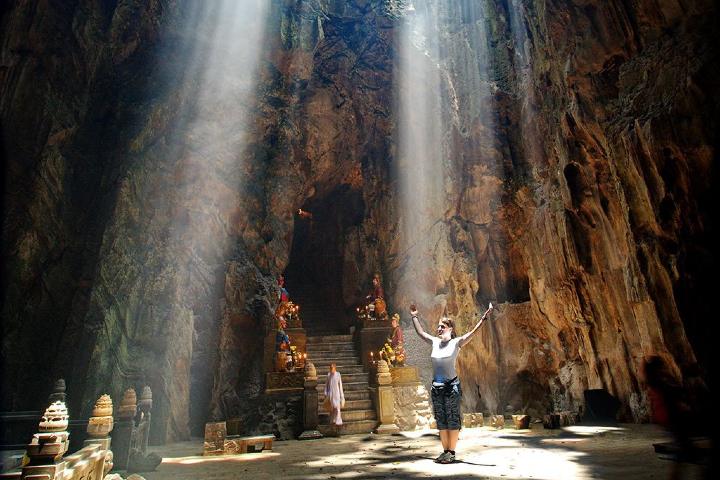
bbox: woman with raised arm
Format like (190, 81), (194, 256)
(410, 302), (494, 464)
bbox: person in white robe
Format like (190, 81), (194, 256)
(324, 363), (345, 433)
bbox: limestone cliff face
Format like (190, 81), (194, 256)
(1, 0), (715, 441)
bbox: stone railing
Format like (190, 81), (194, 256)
(298, 362), (322, 440)
(112, 387), (159, 473)
(0, 382), (154, 480)
(372, 360), (399, 434)
(0, 395), (114, 480)
(0, 442), (109, 480)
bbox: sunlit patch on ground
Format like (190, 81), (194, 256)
(563, 425), (627, 435)
(161, 451), (280, 465)
(141, 424), (706, 479)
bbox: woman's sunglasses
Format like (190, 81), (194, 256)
(437, 324), (450, 331)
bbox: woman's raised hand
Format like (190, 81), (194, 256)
(409, 303), (418, 316)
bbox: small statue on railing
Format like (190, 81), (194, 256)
(365, 273), (388, 321)
(275, 316), (295, 372)
(278, 275), (290, 303)
(276, 316), (291, 352)
(388, 313), (406, 366)
(275, 275), (302, 328)
(379, 343), (395, 366)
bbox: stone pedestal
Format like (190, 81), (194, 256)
(389, 366), (419, 385)
(358, 326), (392, 370)
(113, 389), (137, 470)
(373, 361), (400, 434)
(299, 363), (322, 440)
(389, 366), (432, 431)
(463, 413), (484, 428)
(203, 422), (227, 456)
(490, 415), (505, 429)
(512, 414), (531, 429)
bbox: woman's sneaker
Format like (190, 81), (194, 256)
(439, 451), (455, 464)
(434, 451), (450, 463)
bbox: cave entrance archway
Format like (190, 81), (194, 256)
(283, 185), (365, 335)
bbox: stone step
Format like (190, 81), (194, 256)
(316, 372), (370, 384)
(319, 390), (370, 402)
(307, 350), (357, 357)
(316, 381), (368, 392)
(298, 310), (336, 314)
(320, 409), (377, 422)
(311, 364), (366, 374)
(306, 343), (356, 352)
(309, 358), (362, 366)
(307, 335), (353, 344)
(307, 350), (358, 359)
(311, 361), (364, 370)
(337, 399), (373, 410)
(318, 420), (377, 436)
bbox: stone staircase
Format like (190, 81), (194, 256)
(306, 334), (377, 435)
(288, 283), (350, 336)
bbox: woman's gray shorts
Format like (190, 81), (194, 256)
(431, 380), (462, 430)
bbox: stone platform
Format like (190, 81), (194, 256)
(139, 424), (707, 479)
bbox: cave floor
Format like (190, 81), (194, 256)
(141, 424), (705, 479)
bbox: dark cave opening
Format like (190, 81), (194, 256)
(564, 162), (587, 209)
(283, 185), (365, 335)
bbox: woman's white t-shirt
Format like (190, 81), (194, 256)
(431, 337), (461, 383)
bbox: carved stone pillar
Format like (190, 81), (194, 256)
(373, 360), (399, 434)
(298, 362), (322, 440)
(136, 386), (153, 454)
(85, 394), (114, 478)
(112, 388), (137, 470)
(21, 401), (70, 479)
(127, 386), (161, 473)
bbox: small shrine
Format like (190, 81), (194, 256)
(356, 274), (419, 385)
(264, 275), (308, 394)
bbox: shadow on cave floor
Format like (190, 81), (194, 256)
(141, 424), (709, 479)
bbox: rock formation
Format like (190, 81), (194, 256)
(1, 0), (715, 441)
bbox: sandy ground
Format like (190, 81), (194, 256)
(140, 424), (706, 479)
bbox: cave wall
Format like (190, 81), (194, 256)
(2, 0), (715, 441)
(384, 0), (717, 420)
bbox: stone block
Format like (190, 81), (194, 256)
(512, 415), (530, 429)
(203, 422), (226, 456)
(490, 415), (505, 429)
(393, 383), (432, 431)
(463, 412), (484, 428)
